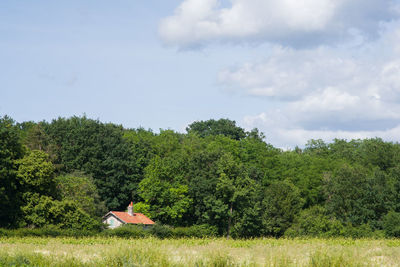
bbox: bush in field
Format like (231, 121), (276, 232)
(103, 225), (150, 238)
(0, 226), (99, 237)
(172, 224), (218, 238)
(341, 223), (382, 238)
(21, 193), (102, 231)
(285, 206), (385, 238)
(102, 224), (218, 238)
(383, 211), (400, 237)
(285, 206), (344, 238)
(149, 224), (173, 238)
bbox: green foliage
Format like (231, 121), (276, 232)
(16, 150), (56, 197)
(325, 164), (397, 228)
(0, 224), (217, 239)
(20, 193), (101, 231)
(325, 164), (371, 226)
(264, 151), (335, 207)
(172, 224), (218, 238)
(304, 139), (329, 157)
(285, 206), (344, 238)
(262, 181), (304, 237)
(0, 225), (99, 237)
(55, 172), (107, 218)
(149, 224), (173, 238)
(103, 224), (151, 238)
(123, 128), (157, 195)
(139, 155), (192, 225)
(133, 202), (151, 218)
(357, 138), (400, 171)
(215, 151), (263, 238)
(186, 118), (247, 140)
(41, 116), (139, 210)
(328, 138), (400, 171)
(19, 123), (59, 164)
(0, 116), (24, 227)
(3, 115), (400, 238)
(383, 211), (400, 237)
(340, 223), (380, 238)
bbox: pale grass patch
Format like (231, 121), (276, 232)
(0, 237), (400, 266)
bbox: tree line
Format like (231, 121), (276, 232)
(1, 115), (400, 238)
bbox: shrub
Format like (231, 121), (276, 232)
(103, 225), (150, 238)
(341, 223), (380, 238)
(172, 224), (218, 238)
(383, 211), (400, 237)
(149, 224), (173, 238)
(21, 194), (102, 231)
(284, 206), (344, 238)
(0, 226), (100, 238)
(102, 224), (218, 239)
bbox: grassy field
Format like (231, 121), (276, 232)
(1, 237), (400, 267)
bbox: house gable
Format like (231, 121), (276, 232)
(103, 211), (155, 228)
(103, 212), (125, 229)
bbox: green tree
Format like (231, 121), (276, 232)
(388, 166), (400, 212)
(263, 151), (334, 207)
(304, 139), (329, 157)
(285, 206), (344, 237)
(21, 193), (101, 230)
(123, 127), (157, 198)
(20, 123), (59, 164)
(138, 155), (192, 225)
(16, 150), (56, 198)
(358, 138), (400, 171)
(0, 116), (24, 227)
(42, 116), (138, 210)
(215, 152), (258, 238)
(186, 119), (246, 140)
(324, 164), (371, 226)
(262, 181), (303, 237)
(56, 172), (107, 218)
(328, 139), (361, 163)
(383, 211), (400, 237)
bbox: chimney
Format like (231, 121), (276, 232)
(128, 201), (134, 216)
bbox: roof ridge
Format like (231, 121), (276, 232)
(106, 211), (155, 225)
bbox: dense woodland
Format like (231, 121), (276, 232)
(1, 115), (400, 238)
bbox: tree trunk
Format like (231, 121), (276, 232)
(227, 202), (233, 239)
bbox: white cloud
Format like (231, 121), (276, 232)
(243, 112), (400, 149)
(161, 0), (400, 147)
(160, 0), (399, 48)
(218, 47), (363, 100)
(237, 51), (400, 146)
(228, 24), (400, 147)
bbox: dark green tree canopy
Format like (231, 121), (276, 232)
(0, 116), (25, 227)
(41, 116), (139, 210)
(16, 150), (56, 198)
(186, 119), (247, 140)
(2, 114), (400, 237)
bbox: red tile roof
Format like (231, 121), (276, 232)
(110, 211), (155, 225)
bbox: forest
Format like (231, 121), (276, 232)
(1, 115), (400, 238)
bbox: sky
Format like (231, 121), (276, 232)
(1, 0), (400, 148)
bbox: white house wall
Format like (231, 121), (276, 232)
(103, 216), (124, 229)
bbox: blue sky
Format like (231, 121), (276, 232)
(2, 0), (400, 148)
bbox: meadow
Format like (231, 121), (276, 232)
(1, 237), (400, 267)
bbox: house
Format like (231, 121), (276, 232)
(103, 202), (155, 229)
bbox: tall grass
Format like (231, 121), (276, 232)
(0, 237), (399, 266)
